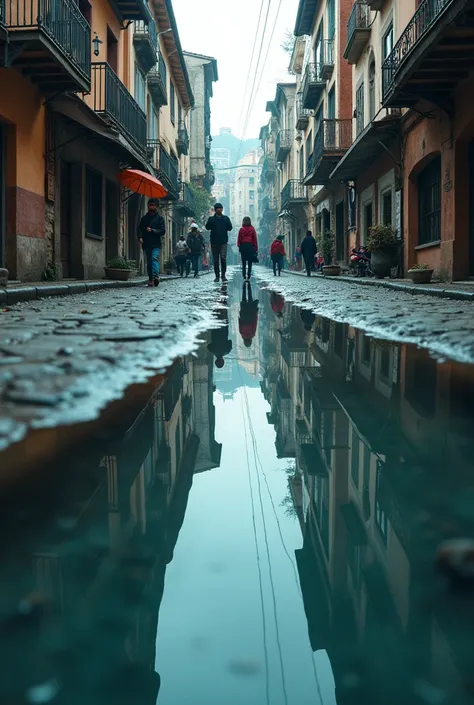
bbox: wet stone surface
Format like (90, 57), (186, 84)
(0, 276), (223, 451)
(256, 268), (474, 363)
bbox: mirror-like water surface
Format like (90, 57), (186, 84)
(1, 278), (474, 705)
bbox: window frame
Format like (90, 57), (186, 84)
(170, 82), (176, 125)
(134, 64), (146, 113)
(418, 156), (441, 246)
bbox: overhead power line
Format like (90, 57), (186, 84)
(236, 0), (268, 139)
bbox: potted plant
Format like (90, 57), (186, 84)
(104, 257), (136, 281)
(319, 230), (340, 276)
(407, 262), (434, 284)
(164, 259), (175, 276)
(367, 224), (397, 279)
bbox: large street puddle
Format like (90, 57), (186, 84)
(1, 277), (474, 704)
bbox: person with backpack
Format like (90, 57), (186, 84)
(138, 198), (166, 287)
(206, 203), (233, 283)
(186, 224), (205, 278)
(174, 235), (190, 277)
(300, 230), (317, 277)
(270, 235), (285, 276)
(237, 216), (258, 282)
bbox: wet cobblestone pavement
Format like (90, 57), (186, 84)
(256, 268), (474, 364)
(0, 275), (223, 456)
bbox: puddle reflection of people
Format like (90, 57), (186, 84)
(208, 307), (232, 367)
(300, 308), (316, 331)
(239, 284), (259, 347)
(270, 291), (285, 318)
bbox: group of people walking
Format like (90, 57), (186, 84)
(138, 198), (322, 287)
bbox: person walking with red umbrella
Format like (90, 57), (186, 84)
(138, 198), (166, 287)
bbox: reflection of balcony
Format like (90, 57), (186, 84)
(276, 130), (292, 162)
(91, 63), (146, 152)
(304, 119), (352, 186)
(133, 18), (158, 73)
(344, 1), (371, 65)
(4, 0), (91, 93)
(176, 120), (189, 156)
(382, 0), (472, 108)
(148, 53), (168, 107)
(281, 179), (308, 209)
(296, 94), (312, 130)
(301, 63), (325, 109)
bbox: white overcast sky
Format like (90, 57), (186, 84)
(173, 0), (296, 140)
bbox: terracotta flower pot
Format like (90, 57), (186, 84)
(322, 264), (341, 277)
(371, 249), (393, 279)
(407, 268), (433, 284)
(104, 267), (132, 281)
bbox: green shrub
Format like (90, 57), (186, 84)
(367, 224), (397, 253)
(107, 257), (136, 270)
(318, 230), (334, 262)
(409, 263), (432, 271)
(42, 262), (59, 281)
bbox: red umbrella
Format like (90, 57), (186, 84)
(118, 169), (168, 199)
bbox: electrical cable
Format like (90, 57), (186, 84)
(236, 0), (268, 140)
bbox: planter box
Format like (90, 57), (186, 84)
(322, 265), (341, 277)
(407, 268), (433, 284)
(104, 268), (133, 281)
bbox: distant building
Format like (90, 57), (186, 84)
(229, 149), (262, 241)
(184, 52), (219, 193)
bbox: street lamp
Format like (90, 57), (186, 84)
(92, 33), (103, 57)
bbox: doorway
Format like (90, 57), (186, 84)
(106, 180), (119, 262)
(336, 200), (344, 262)
(469, 141), (474, 275)
(60, 161), (72, 278)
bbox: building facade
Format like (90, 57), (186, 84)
(184, 52), (218, 194)
(0, 0), (206, 282)
(229, 149), (262, 246)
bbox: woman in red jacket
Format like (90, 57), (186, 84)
(237, 217), (258, 282)
(270, 235), (285, 276)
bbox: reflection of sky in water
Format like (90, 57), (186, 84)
(156, 387), (336, 705)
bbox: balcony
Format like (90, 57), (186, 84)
(133, 18), (157, 73)
(276, 130), (292, 162)
(176, 120), (189, 156)
(90, 63), (146, 153)
(321, 39), (335, 80)
(382, 0), (474, 108)
(148, 53), (168, 107)
(175, 182), (196, 217)
(115, 0), (148, 21)
(296, 94), (312, 130)
(158, 145), (179, 199)
(262, 195), (277, 218)
(344, 1), (371, 65)
(304, 119), (352, 186)
(301, 63), (325, 109)
(281, 179), (308, 209)
(4, 0), (91, 93)
(262, 154), (276, 181)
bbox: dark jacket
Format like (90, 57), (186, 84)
(205, 214), (233, 246)
(187, 232), (205, 255)
(138, 211), (166, 250)
(301, 234), (317, 259)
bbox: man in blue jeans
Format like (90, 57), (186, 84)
(138, 198), (166, 287)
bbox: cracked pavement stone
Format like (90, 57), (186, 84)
(0, 275), (227, 454)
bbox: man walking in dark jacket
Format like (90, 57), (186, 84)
(300, 230), (317, 277)
(138, 198), (166, 287)
(206, 203), (233, 283)
(186, 225), (205, 278)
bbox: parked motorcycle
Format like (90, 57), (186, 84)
(349, 247), (373, 277)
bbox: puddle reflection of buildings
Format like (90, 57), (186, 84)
(261, 293), (474, 704)
(1, 331), (222, 704)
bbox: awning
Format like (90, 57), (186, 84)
(50, 94), (151, 172)
(330, 116), (401, 182)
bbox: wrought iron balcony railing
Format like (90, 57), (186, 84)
(281, 179), (308, 208)
(177, 182), (195, 216)
(262, 195), (277, 215)
(91, 62), (146, 152)
(176, 120), (189, 156)
(4, 0), (91, 86)
(133, 17), (158, 72)
(382, 0), (454, 102)
(276, 130), (292, 160)
(321, 39), (335, 79)
(158, 145), (179, 197)
(344, 1), (371, 64)
(296, 94), (312, 130)
(313, 119), (353, 163)
(262, 154), (276, 179)
(148, 52), (168, 106)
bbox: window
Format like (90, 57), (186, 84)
(134, 65), (146, 112)
(85, 167), (102, 238)
(375, 461), (388, 544)
(249, 177), (255, 186)
(382, 190), (392, 225)
(418, 156), (441, 245)
(380, 345), (390, 380)
(362, 334), (371, 365)
(351, 430), (360, 488)
(249, 190), (255, 200)
(328, 86), (335, 119)
(356, 82), (364, 135)
(369, 59), (376, 121)
(327, 0), (335, 39)
(299, 148), (305, 181)
(178, 102), (182, 125)
(364, 201), (373, 240)
(170, 82), (176, 124)
(383, 23), (394, 60)
(250, 205), (255, 218)
(147, 101), (159, 140)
